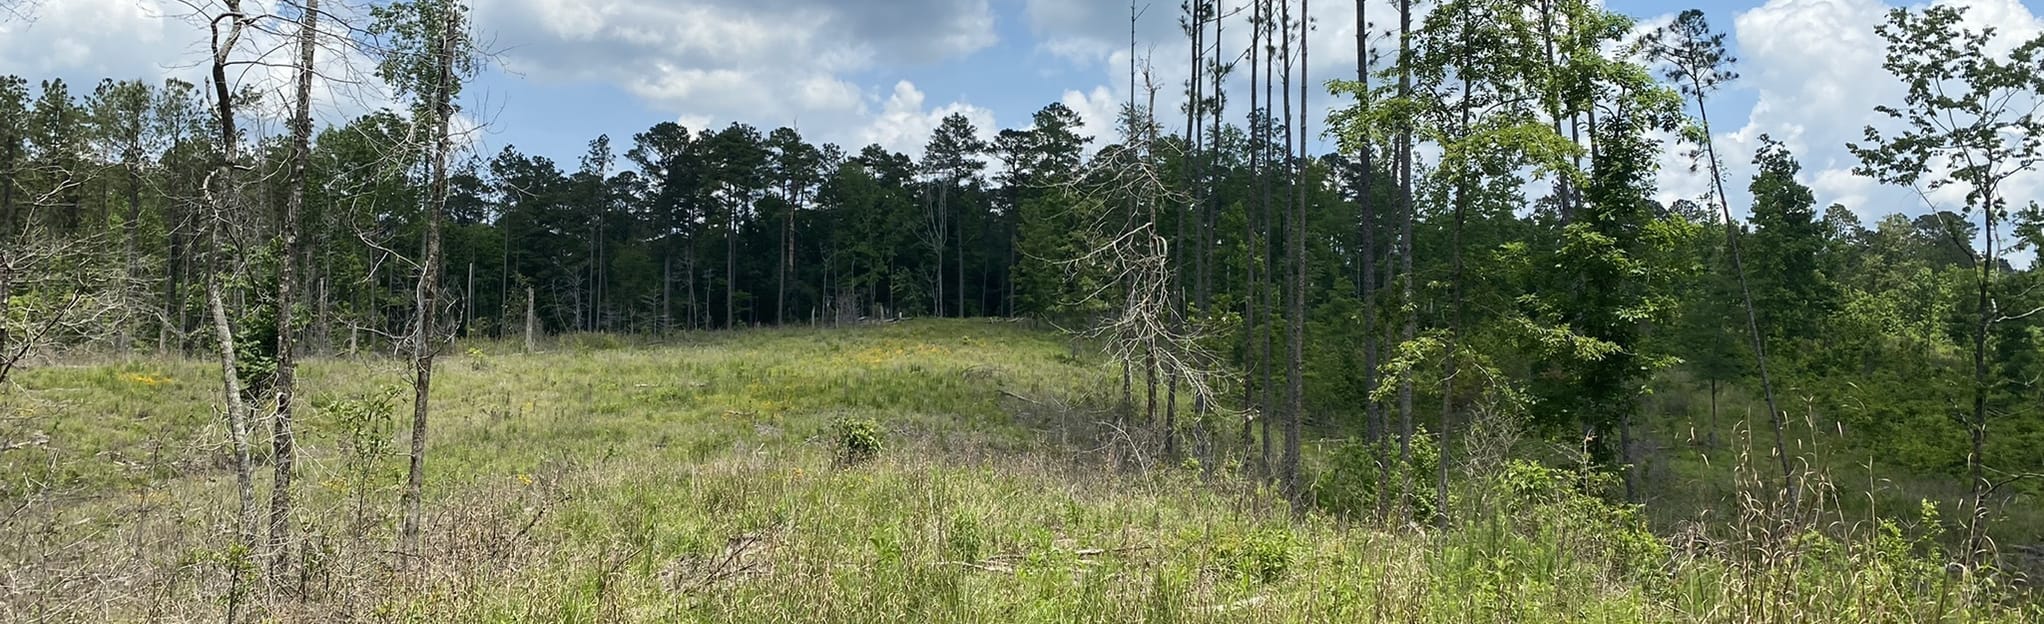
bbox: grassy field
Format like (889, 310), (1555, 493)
(1, 319), (2037, 622)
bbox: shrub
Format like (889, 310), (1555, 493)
(832, 416), (883, 465)
(1210, 527), (1297, 583)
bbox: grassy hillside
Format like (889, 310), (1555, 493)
(1, 320), (2036, 622)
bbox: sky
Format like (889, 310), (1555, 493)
(2, 0), (2042, 230)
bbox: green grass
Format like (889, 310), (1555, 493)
(1, 319), (2037, 622)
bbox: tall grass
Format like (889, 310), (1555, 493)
(0, 320), (2035, 622)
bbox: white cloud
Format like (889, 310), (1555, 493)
(472, 0), (998, 152)
(1717, 0), (2044, 227)
(855, 80), (998, 160)
(1059, 86), (1121, 148)
(1, 0), (397, 144)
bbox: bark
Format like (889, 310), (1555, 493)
(1394, 0), (1417, 523)
(1965, 203), (1995, 561)
(1250, 0), (1267, 478)
(1356, 0), (1378, 444)
(120, 142), (141, 353)
(1708, 379), (1719, 449)
(400, 3), (456, 557)
(1284, 0), (1307, 505)
(0, 261), (10, 384)
(523, 286), (536, 353)
(725, 198), (736, 328)
(1693, 87), (1792, 494)
(266, 0), (317, 584)
(205, 4), (258, 618)
(1242, 0), (1262, 469)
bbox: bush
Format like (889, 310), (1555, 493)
(1308, 430), (1440, 522)
(1209, 527), (1297, 583)
(832, 416), (883, 465)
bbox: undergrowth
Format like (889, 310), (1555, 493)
(0, 320), (2035, 622)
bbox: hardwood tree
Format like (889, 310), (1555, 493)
(1848, 4), (2044, 562)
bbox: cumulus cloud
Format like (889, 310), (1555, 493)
(1059, 85), (1121, 148)
(471, 0), (998, 154)
(855, 80), (998, 158)
(1, 1), (400, 137)
(1705, 0), (2044, 225)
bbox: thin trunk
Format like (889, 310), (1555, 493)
(1436, 34), (1473, 531)
(1708, 378), (1719, 449)
(524, 286), (536, 353)
(0, 263), (10, 384)
(936, 184), (947, 318)
(956, 196), (964, 318)
(1356, 0), (1378, 445)
(120, 148), (141, 353)
(1394, 0), (1416, 523)
(162, 199), (184, 354)
(268, 0), (318, 583)
(662, 255), (672, 333)
(1284, 0), (1307, 505)
(778, 197), (790, 325)
(1250, 0), (1267, 478)
(1242, 0), (1262, 469)
(207, 261), (257, 624)
(1965, 208), (1995, 561)
(1694, 88), (1792, 492)
(400, 6), (457, 557)
(728, 199), (738, 329)
(206, 5), (257, 619)
(464, 261), (474, 335)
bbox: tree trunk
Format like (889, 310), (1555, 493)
(205, 5), (258, 618)
(1394, 0), (1416, 523)
(1694, 90), (1792, 495)
(725, 200), (737, 329)
(1965, 210), (1995, 562)
(119, 152), (141, 354)
(400, 5), (457, 557)
(267, 0), (317, 583)
(1242, 0), (1261, 471)
(524, 286), (536, 353)
(1283, 0), (1308, 505)
(1250, 0), (1267, 478)
(1708, 379), (1719, 449)
(778, 198), (790, 325)
(207, 260), (257, 623)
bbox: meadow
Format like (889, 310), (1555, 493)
(1, 320), (2036, 622)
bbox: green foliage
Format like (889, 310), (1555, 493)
(1209, 527), (1298, 584)
(831, 415), (885, 465)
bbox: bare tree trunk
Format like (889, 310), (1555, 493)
(955, 195), (964, 318)
(204, 4), (258, 618)
(1708, 379), (1719, 449)
(1250, 0), (1267, 478)
(1674, 80), (1790, 497)
(266, 0), (317, 584)
(523, 286), (535, 353)
(207, 261), (257, 624)
(725, 199), (737, 329)
(1965, 210), (1996, 561)
(1242, 0), (1261, 469)
(0, 261), (11, 384)
(400, 3), (457, 557)
(119, 150), (141, 354)
(1393, 0), (1416, 523)
(1283, 0), (1307, 505)
(778, 199), (790, 325)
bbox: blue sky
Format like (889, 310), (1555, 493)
(3, 0), (2041, 229)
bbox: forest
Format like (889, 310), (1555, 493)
(2, 0), (2042, 621)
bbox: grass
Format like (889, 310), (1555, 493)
(1, 319), (2038, 622)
